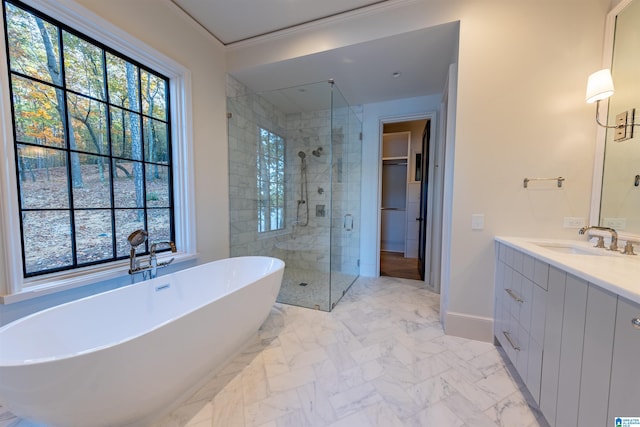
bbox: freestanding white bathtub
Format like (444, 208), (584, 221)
(0, 256), (284, 427)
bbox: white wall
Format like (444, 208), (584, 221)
(227, 0), (611, 341)
(0, 0), (229, 324)
(446, 0), (609, 340)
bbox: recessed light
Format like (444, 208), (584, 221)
(392, 72), (402, 78)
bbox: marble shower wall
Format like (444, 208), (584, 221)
(226, 76), (287, 259)
(227, 77), (334, 272)
(284, 109), (332, 272)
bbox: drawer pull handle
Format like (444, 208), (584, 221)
(503, 331), (521, 351)
(632, 318), (640, 329)
(505, 288), (524, 303)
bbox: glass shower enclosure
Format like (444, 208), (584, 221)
(227, 77), (361, 311)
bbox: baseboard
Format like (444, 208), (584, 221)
(444, 311), (494, 343)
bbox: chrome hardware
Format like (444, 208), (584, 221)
(579, 226), (618, 251)
(621, 241), (637, 256)
(127, 231), (177, 281)
(505, 288), (524, 304)
(150, 241), (177, 256)
(632, 318), (640, 329)
(344, 214), (353, 231)
(149, 241), (177, 278)
(127, 229), (148, 275)
(503, 331), (521, 351)
(594, 236), (605, 248)
(523, 176), (564, 188)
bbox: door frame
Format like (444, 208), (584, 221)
(376, 111), (439, 288)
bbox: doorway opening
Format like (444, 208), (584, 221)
(380, 119), (429, 281)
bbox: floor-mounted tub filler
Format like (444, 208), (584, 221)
(0, 256), (285, 427)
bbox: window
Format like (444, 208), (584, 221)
(3, 0), (173, 277)
(257, 127), (285, 233)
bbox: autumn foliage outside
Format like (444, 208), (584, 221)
(5, 2), (173, 276)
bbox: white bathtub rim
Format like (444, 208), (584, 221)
(0, 256), (284, 367)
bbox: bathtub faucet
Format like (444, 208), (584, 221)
(149, 241), (177, 278)
(127, 230), (177, 280)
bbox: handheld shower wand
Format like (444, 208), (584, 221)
(127, 229), (148, 273)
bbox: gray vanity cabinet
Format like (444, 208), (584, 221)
(539, 268), (617, 427)
(539, 267), (566, 425)
(554, 274), (588, 427)
(527, 279), (546, 404)
(494, 244), (547, 404)
(578, 285), (616, 427)
(607, 296), (640, 419)
(496, 239), (640, 427)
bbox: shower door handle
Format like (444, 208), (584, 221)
(344, 214), (353, 231)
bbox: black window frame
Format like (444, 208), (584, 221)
(2, 0), (175, 278)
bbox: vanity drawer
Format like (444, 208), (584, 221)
(495, 244), (543, 388)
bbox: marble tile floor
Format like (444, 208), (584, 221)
(1, 276), (548, 427)
(276, 267), (356, 312)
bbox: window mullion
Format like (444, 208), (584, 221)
(138, 67), (148, 249)
(102, 48), (117, 260)
(58, 24), (78, 269)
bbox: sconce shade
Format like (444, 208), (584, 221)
(586, 69), (615, 103)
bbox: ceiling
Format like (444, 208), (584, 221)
(171, 0), (392, 45)
(171, 0), (459, 108)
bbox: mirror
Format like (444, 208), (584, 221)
(599, 0), (640, 234)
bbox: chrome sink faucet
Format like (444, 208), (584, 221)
(579, 226), (618, 251)
(127, 229), (177, 280)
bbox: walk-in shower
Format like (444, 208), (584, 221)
(226, 76), (362, 311)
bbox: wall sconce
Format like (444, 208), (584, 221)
(586, 68), (636, 141)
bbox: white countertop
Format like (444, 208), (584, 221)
(496, 236), (640, 304)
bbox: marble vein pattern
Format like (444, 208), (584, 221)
(0, 276), (548, 427)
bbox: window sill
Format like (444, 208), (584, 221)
(0, 252), (198, 305)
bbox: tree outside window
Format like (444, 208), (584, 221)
(257, 128), (285, 233)
(4, 0), (174, 276)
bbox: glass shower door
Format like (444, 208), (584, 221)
(228, 76), (359, 312)
(329, 83), (361, 309)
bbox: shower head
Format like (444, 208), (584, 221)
(298, 151), (306, 159)
(127, 229), (148, 248)
(312, 147), (323, 157)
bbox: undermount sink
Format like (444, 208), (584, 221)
(532, 241), (618, 256)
